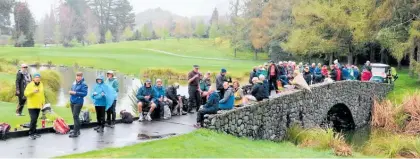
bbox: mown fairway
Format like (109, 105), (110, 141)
(0, 39), (266, 77)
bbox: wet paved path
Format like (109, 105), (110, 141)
(0, 115), (197, 158)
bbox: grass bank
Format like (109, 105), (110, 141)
(387, 69), (420, 104)
(61, 129), (368, 158)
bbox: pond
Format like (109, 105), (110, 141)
(29, 66), (190, 114)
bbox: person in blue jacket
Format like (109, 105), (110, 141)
(91, 75), (116, 133)
(342, 65), (350, 80)
(259, 75), (270, 98)
(153, 79), (171, 119)
(136, 79), (157, 122)
(68, 72), (88, 138)
(195, 88), (219, 128)
(313, 63), (323, 83)
(105, 70), (119, 128)
(219, 82), (234, 110)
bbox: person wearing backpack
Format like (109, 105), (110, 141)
(91, 76), (116, 133)
(24, 73), (45, 140)
(68, 72), (88, 138)
(105, 71), (119, 128)
(15, 64), (32, 116)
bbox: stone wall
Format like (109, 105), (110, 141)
(203, 81), (393, 141)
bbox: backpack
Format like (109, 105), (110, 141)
(0, 123), (11, 140)
(53, 118), (70, 134)
(181, 96), (189, 111)
(120, 111), (134, 124)
(163, 105), (171, 119)
(80, 111), (91, 124)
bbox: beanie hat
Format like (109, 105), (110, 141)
(33, 73), (41, 78)
(221, 68), (227, 73)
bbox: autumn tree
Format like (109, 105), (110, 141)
(174, 21), (186, 40)
(122, 27), (133, 41)
(105, 30), (113, 43)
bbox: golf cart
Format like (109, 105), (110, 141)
(369, 63), (398, 84)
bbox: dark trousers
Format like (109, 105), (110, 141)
(70, 103), (83, 133)
(106, 100), (116, 125)
(269, 77), (278, 92)
(28, 108), (41, 135)
(188, 85), (200, 112)
(16, 95), (26, 114)
(218, 88), (225, 99)
(95, 106), (106, 128)
(196, 108), (217, 126)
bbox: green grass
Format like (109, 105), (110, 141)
(387, 69), (420, 104)
(0, 72), (15, 81)
(0, 39), (266, 77)
(61, 129), (368, 158)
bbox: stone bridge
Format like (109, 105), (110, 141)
(204, 81), (393, 141)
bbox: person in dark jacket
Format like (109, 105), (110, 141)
(15, 64), (32, 116)
(68, 72), (88, 138)
(277, 62), (288, 86)
(166, 83), (186, 115)
(187, 65), (201, 113)
(251, 78), (266, 101)
(259, 75), (270, 98)
(136, 79), (157, 122)
(216, 68), (228, 97)
(303, 67), (312, 85)
(267, 61), (279, 92)
(203, 72), (212, 87)
(329, 65), (337, 81)
(313, 63), (323, 83)
(194, 88), (219, 128)
(249, 67), (258, 84)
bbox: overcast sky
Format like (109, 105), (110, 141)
(24, 0), (230, 21)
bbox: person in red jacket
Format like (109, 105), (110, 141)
(361, 69), (372, 81)
(321, 65), (329, 77)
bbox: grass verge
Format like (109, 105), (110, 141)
(61, 129), (368, 158)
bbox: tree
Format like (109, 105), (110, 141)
(54, 25), (62, 45)
(112, 0), (135, 41)
(210, 8), (219, 26)
(141, 24), (152, 40)
(122, 27), (133, 41)
(194, 20), (206, 38)
(86, 32), (97, 44)
(209, 23), (220, 44)
(13, 2), (35, 47)
(174, 21), (185, 40)
(0, 0), (15, 35)
(132, 29), (141, 40)
(249, 1), (272, 60)
(105, 30), (113, 43)
(157, 27), (169, 40)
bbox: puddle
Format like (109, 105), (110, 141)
(137, 133), (177, 140)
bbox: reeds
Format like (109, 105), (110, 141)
(286, 125), (352, 156)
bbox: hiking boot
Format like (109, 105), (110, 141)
(96, 127), (104, 133)
(193, 123), (201, 128)
(34, 134), (41, 138)
(145, 114), (152, 121)
(29, 135), (36, 140)
(93, 126), (100, 131)
(138, 115), (144, 122)
(106, 123), (115, 128)
(69, 133), (79, 138)
(181, 111), (187, 115)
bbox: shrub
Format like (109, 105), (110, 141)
(44, 88), (57, 105)
(371, 100), (399, 131)
(0, 81), (17, 102)
(40, 70), (61, 93)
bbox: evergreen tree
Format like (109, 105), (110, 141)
(13, 2), (35, 47)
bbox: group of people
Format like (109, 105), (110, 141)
(13, 59), (378, 138)
(15, 64), (119, 139)
(249, 60), (375, 89)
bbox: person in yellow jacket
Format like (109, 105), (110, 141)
(24, 73), (45, 140)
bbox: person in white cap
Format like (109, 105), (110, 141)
(104, 70), (119, 128)
(15, 64), (31, 116)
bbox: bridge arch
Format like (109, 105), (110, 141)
(324, 103), (356, 132)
